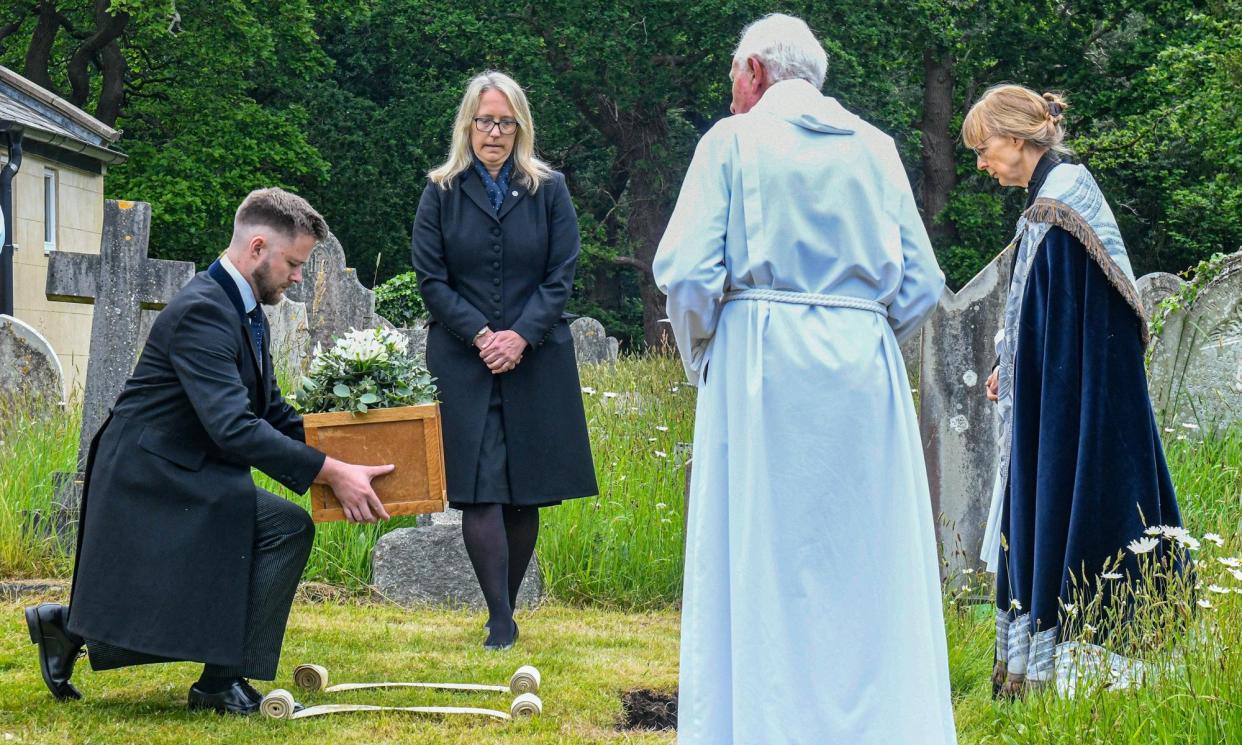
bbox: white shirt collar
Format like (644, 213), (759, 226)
(219, 254), (258, 314)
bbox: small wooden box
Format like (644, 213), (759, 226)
(302, 403), (447, 522)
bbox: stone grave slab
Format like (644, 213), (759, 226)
(1136, 271), (1186, 322)
(371, 510), (543, 609)
(283, 232), (378, 350)
(0, 314), (63, 411)
(263, 296), (312, 380)
(571, 317), (620, 365)
(45, 200), (195, 509)
(918, 244), (1013, 576)
(1147, 252), (1242, 437)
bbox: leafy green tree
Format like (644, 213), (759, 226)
(1, 1), (334, 266)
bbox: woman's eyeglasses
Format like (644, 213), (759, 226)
(474, 117), (519, 135)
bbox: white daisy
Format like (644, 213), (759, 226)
(1208, 585), (1231, 594)
(1128, 537), (1160, 554)
(1229, 568), (1242, 582)
(654, 450), (668, 458)
(1198, 599), (1213, 609)
(1181, 422), (1200, 430)
(581, 386), (596, 395)
(655, 502), (667, 510)
(1203, 533), (1225, 547)
(655, 426), (669, 432)
(1010, 599), (1023, 611)
(1219, 557), (1242, 569)
(1144, 526), (1164, 536)
(1102, 572), (1123, 580)
(603, 391), (618, 399)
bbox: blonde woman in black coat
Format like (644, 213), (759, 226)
(411, 70), (597, 650)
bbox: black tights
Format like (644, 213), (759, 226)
(460, 504), (539, 645)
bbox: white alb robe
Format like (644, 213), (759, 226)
(653, 79), (956, 745)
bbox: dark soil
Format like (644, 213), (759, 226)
(619, 688), (677, 730)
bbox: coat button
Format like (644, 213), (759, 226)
(494, 311), (502, 318)
(492, 261), (500, 268)
(492, 278), (500, 286)
(492, 293), (500, 301)
(492, 244), (501, 252)
(491, 227), (501, 237)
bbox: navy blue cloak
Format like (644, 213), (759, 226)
(995, 225), (1182, 681)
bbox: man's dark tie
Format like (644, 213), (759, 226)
(247, 307), (265, 370)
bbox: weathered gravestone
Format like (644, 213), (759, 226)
(283, 232), (379, 351)
(1136, 271), (1186, 321)
(263, 296), (312, 379)
(1147, 251), (1242, 437)
(371, 509), (543, 609)
(571, 316), (620, 365)
(45, 200), (196, 511)
(393, 325), (429, 365)
(918, 245), (1013, 577)
(0, 314), (64, 411)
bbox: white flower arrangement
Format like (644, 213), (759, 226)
(290, 327), (437, 415)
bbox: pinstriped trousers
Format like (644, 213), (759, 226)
(84, 489), (314, 680)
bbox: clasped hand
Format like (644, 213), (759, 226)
(476, 329), (528, 374)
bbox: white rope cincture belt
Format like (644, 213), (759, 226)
(721, 288), (888, 315)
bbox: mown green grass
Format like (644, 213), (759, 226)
(0, 597), (679, 744)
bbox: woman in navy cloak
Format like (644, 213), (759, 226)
(963, 85), (1182, 696)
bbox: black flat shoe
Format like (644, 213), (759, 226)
(188, 680), (261, 715)
(484, 620), (518, 651)
(25, 603), (85, 701)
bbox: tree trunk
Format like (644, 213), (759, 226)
(24, 1), (59, 91)
(95, 39), (126, 126)
(920, 49), (958, 249)
(67, 0), (128, 109)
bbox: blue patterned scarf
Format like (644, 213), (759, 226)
(472, 158), (514, 213)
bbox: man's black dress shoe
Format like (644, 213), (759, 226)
(190, 680), (304, 715)
(24, 603), (85, 701)
(188, 680), (261, 715)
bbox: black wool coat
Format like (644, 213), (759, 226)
(66, 263), (324, 666)
(411, 168), (597, 505)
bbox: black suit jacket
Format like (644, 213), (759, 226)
(66, 262), (324, 666)
(411, 169), (597, 504)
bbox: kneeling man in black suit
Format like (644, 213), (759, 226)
(25, 188), (392, 714)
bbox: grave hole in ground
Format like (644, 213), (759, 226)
(618, 688), (677, 731)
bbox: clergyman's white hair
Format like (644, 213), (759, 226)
(732, 14), (828, 90)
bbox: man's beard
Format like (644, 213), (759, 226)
(252, 258), (284, 305)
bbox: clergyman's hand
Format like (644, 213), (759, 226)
(315, 457), (394, 523)
(986, 367), (999, 402)
(480, 330), (528, 374)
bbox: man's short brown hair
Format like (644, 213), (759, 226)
(234, 187), (329, 242)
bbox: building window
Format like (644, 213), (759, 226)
(44, 168), (57, 253)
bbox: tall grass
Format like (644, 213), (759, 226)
(0, 395), (78, 578)
(254, 473), (422, 589)
(948, 431), (1242, 744)
(538, 352), (695, 609)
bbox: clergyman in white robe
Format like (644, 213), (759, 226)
(653, 77), (957, 744)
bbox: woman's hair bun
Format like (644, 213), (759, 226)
(1042, 92), (1068, 123)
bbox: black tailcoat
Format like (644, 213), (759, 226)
(411, 169), (597, 504)
(66, 262), (324, 666)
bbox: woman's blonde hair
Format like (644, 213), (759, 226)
(961, 84), (1070, 155)
(428, 70), (552, 192)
